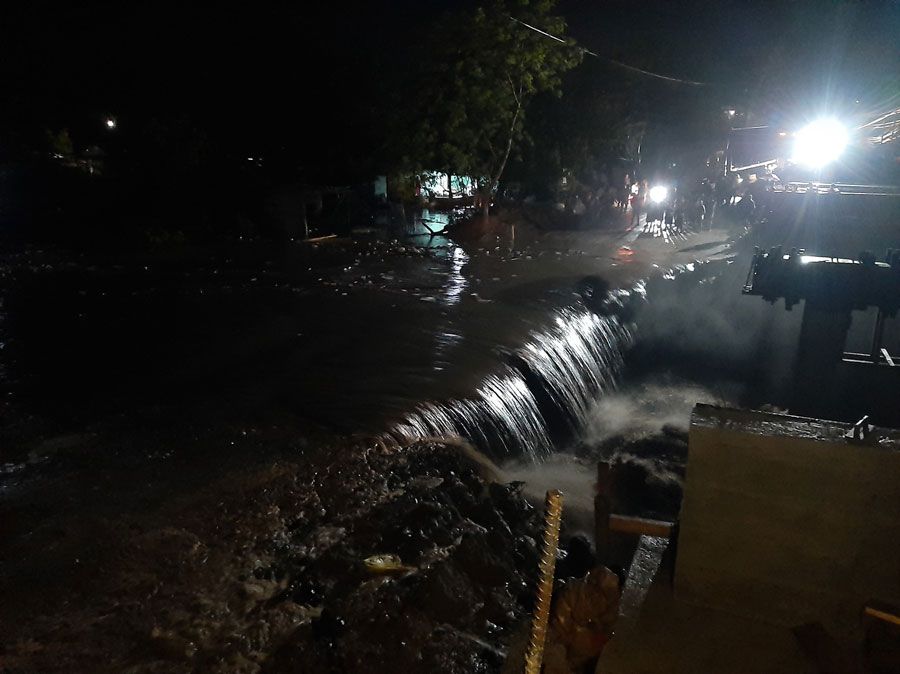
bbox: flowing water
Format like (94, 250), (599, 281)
(3, 210), (691, 463)
(1, 209), (752, 564)
(390, 308), (632, 460)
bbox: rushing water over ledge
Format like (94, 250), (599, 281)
(389, 307), (633, 461)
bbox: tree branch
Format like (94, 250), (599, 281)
(485, 134), (498, 161)
(507, 73), (521, 107)
(488, 96), (522, 196)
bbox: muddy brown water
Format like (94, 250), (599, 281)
(3, 198), (898, 669)
(1, 212), (698, 460)
(0, 212), (725, 609)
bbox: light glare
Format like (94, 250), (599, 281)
(649, 185), (668, 204)
(792, 118), (848, 168)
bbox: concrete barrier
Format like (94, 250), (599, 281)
(676, 404), (900, 634)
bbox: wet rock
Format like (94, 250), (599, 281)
(294, 525), (346, 559)
(488, 481), (534, 525)
(287, 577), (324, 605)
(2, 439), (541, 674)
(469, 497), (512, 538)
(452, 532), (511, 588)
(440, 474), (479, 515)
(149, 625), (198, 661)
(556, 534), (596, 580)
(513, 534), (540, 582)
(609, 457), (683, 519)
(409, 475), (444, 491)
(581, 431), (688, 519)
(415, 561), (482, 624)
(311, 607), (346, 644)
(661, 423), (688, 442)
(420, 626), (504, 673)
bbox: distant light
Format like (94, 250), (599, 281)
(247, 157), (254, 161)
(778, 131), (788, 137)
(792, 118), (848, 168)
(649, 185), (668, 204)
(105, 117), (116, 129)
(724, 108), (736, 118)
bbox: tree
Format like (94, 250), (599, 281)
(46, 128), (74, 157)
(414, 0), (582, 216)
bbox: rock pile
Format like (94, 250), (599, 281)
(1, 439), (543, 673)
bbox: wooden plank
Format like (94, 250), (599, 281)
(609, 515), (673, 538)
(865, 605), (900, 627)
(863, 602), (900, 674)
(302, 234), (340, 243)
(595, 463), (612, 562)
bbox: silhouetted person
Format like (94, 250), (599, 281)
(621, 174), (632, 212)
(630, 180), (646, 227)
(693, 197), (706, 229)
(739, 192), (756, 224)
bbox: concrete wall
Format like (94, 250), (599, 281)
(676, 404), (900, 633)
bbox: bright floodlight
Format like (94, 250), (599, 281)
(792, 118), (848, 168)
(649, 185), (668, 204)
(105, 117), (116, 129)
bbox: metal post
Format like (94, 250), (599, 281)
(595, 463), (612, 564)
(524, 490), (564, 674)
(793, 300), (853, 416)
(870, 309), (887, 363)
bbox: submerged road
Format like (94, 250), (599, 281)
(1, 212), (735, 448)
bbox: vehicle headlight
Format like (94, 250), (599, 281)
(792, 118), (848, 168)
(649, 186), (668, 204)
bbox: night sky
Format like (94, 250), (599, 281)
(2, 1), (898, 165)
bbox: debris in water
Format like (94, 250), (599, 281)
(363, 554), (415, 575)
(548, 566), (619, 669)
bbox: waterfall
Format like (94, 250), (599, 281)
(390, 307), (633, 461)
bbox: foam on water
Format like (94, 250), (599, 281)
(390, 307), (632, 461)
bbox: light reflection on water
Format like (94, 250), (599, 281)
(2, 215), (639, 462)
(430, 246), (468, 372)
(443, 246), (468, 305)
(402, 209), (455, 242)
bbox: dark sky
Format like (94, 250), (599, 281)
(2, 5), (394, 125)
(561, 0), (900, 121)
(2, 1), (898, 159)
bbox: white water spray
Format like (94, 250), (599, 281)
(391, 308), (632, 461)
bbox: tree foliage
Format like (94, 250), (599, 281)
(411, 0), (582, 212)
(46, 128), (74, 157)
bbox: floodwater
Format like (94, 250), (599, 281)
(4, 195), (899, 662)
(0, 207), (747, 620)
(0, 209), (733, 467)
(4, 191), (898, 520)
(1, 208), (743, 621)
